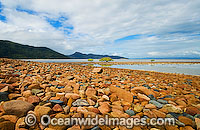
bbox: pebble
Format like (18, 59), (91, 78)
(65, 93), (80, 100)
(145, 104), (157, 109)
(77, 107), (88, 114)
(0, 115), (18, 123)
(157, 99), (168, 104)
(34, 106), (52, 121)
(137, 93), (150, 101)
(0, 121), (15, 130)
(109, 85), (133, 103)
(125, 110), (135, 116)
(91, 126), (101, 130)
(52, 104), (63, 112)
(102, 95), (110, 100)
(22, 90), (32, 98)
(185, 106), (200, 116)
(98, 102), (110, 114)
(149, 100), (163, 109)
(0, 92), (9, 102)
(134, 104), (143, 113)
(8, 93), (21, 100)
(131, 87), (155, 97)
(163, 104), (183, 113)
(178, 116), (195, 127)
(32, 89), (43, 95)
(92, 68), (102, 73)
(148, 94), (156, 100)
(195, 118), (200, 130)
(86, 88), (96, 98)
(151, 109), (166, 118)
(50, 100), (64, 105)
(181, 126), (195, 130)
(2, 100), (34, 117)
(72, 99), (89, 106)
(64, 106), (70, 114)
(27, 95), (40, 104)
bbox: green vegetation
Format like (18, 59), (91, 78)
(88, 58), (93, 61)
(99, 57), (114, 62)
(151, 59), (155, 62)
(87, 64), (94, 66)
(0, 40), (70, 59)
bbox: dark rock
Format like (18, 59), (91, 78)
(0, 92), (9, 102)
(160, 95), (172, 99)
(194, 114), (200, 118)
(50, 100), (64, 105)
(133, 96), (137, 99)
(168, 112), (181, 119)
(56, 86), (65, 89)
(153, 89), (159, 92)
(148, 94), (156, 100)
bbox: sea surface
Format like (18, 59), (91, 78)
(93, 64), (200, 76)
(21, 59), (200, 75)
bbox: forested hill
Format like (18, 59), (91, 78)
(0, 40), (70, 59)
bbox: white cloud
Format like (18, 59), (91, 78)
(0, 0), (200, 57)
(147, 52), (160, 56)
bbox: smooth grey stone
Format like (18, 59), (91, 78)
(149, 100), (163, 109)
(125, 110), (135, 116)
(157, 99), (168, 104)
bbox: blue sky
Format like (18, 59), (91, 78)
(0, 0), (200, 58)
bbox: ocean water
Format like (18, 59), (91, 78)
(93, 64), (200, 76)
(21, 59), (200, 75)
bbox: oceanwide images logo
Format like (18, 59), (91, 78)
(25, 114), (175, 128)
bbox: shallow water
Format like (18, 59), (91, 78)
(93, 64), (200, 75)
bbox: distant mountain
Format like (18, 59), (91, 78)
(0, 40), (70, 59)
(69, 52), (127, 59)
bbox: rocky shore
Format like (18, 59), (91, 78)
(0, 58), (200, 130)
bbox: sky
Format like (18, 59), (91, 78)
(0, 0), (200, 58)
